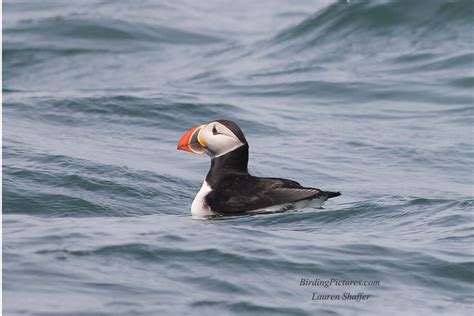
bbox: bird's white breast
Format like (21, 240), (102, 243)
(191, 181), (216, 217)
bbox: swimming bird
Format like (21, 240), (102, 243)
(177, 119), (340, 216)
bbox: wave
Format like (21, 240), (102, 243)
(5, 15), (223, 47)
(3, 95), (285, 138)
(10, 212), (473, 292)
(240, 196), (474, 231)
(273, 0), (473, 49)
(3, 14), (224, 74)
(4, 95), (241, 129)
(2, 151), (196, 217)
(257, 0), (474, 91)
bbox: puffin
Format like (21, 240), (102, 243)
(177, 119), (340, 216)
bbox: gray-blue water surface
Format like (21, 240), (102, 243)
(3, 1), (474, 315)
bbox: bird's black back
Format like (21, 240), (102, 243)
(205, 145), (339, 213)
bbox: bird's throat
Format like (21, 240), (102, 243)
(206, 144), (249, 186)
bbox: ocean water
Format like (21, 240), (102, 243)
(3, 0), (474, 315)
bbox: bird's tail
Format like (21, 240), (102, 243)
(323, 191), (341, 199)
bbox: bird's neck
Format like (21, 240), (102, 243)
(206, 144), (249, 185)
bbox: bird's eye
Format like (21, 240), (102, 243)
(212, 126), (219, 135)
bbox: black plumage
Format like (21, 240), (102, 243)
(204, 125), (340, 214)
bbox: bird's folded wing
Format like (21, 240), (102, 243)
(262, 187), (322, 203)
(208, 186), (322, 213)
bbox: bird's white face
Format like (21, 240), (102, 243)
(177, 120), (245, 158)
(198, 122), (245, 157)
